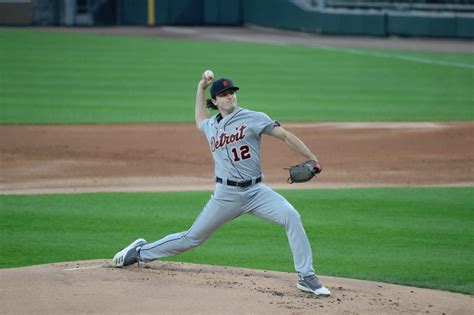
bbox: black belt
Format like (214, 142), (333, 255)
(216, 176), (262, 188)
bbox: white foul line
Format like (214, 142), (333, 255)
(314, 45), (474, 70)
(63, 265), (103, 271)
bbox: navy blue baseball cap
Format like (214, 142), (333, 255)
(210, 78), (239, 99)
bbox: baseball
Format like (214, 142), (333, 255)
(204, 70), (214, 80)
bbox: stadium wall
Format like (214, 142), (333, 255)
(3, 0), (473, 39)
(120, 0), (474, 39)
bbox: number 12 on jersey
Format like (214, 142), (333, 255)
(231, 145), (251, 162)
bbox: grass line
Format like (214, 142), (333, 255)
(315, 45), (474, 69)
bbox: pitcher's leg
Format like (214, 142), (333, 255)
(246, 185), (315, 276)
(140, 187), (242, 262)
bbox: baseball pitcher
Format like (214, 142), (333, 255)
(112, 70), (331, 296)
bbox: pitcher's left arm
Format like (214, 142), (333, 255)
(270, 126), (318, 161)
(270, 126), (322, 183)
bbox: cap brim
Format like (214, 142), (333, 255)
(215, 86), (239, 97)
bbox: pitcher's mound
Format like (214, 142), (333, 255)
(1, 260), (472, 314)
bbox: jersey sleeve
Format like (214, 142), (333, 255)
(253, 112), (279, 135)
(199, 118), (210, 134)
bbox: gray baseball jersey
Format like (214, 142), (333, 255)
(203, 107), (273, 180)
(139, 107), (316, 277)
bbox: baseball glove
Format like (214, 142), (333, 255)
(287, 160), (322, 184)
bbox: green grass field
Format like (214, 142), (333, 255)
(1, 28), (473, 295)
(1, 29), (473, 123)
(1, 188), (473, 294)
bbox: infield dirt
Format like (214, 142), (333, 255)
(1, 122), (473, 194)
(1, 122), (473, 314)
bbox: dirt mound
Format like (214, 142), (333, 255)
(1, 260), (472, 314)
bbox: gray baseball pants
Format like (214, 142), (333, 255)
(139, 183), (316, 276)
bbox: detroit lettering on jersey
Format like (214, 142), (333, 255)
(210, 125), (247, 152)
(200, 107), (278, 180)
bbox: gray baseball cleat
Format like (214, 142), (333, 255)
(297, 274), (331, 296)
(111, 238), (147, 267)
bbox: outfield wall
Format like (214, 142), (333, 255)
(117, 0), (241, 26)
(118, 0), (473, 38)
(242, 0), (473, 38)
(3, 0), (473, 39)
